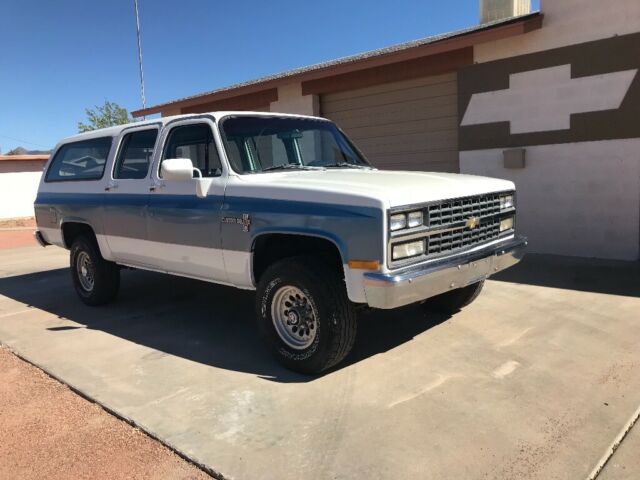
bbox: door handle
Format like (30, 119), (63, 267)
(149, 182), (165, 192)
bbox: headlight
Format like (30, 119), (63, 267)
(500, 216), (514, 232)
(500, 194), (514, 210)
(390, 214), (407, 231)
(407, 211), (424, 228)
(390, 211), (423, 231)
(392, 240), (425, 260)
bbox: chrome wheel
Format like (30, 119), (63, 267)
(271, 286), (318, 350)
(76, 251), (94, 292)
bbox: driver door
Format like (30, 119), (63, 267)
(145, 118), (228, 282)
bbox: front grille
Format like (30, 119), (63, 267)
(426, 217), (501, 256)
(389, 191), (513, 267)
(427, 193), (501, 227)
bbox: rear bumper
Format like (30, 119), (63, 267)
(34, 230), (50, 247)
(363, 236), (527, 309)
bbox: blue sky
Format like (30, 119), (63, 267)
(0, 0), (539, 151)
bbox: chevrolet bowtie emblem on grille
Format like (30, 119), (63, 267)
(465, 216), (480, 230)
(222, 213), (251, 232)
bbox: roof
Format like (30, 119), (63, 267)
(133, 12), (542, 118)
(0, 155), (49, 162)
(54, 111), (322, 145)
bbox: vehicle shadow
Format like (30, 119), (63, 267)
(0, 267), (449, 383)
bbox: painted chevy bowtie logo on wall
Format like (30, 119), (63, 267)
(461, 64), (638, 134)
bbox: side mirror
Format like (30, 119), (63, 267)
(160, 158), (214, 199)
(161, 158), (194, 181)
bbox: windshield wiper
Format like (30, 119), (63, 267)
(261, 164), (318, 172)
(325, 162), (373, 169)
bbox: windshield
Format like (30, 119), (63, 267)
(219, 115), (371, 174)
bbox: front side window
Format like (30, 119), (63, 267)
(45, 137), (112, 182)
(161, 123), (222, 177)
(219, 115), (369, 174)
(114, 129), (158, 179)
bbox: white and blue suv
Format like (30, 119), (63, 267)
(34, 112), (526, 373)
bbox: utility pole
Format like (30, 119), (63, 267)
(133, 0), (146, 118)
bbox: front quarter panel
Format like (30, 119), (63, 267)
(220, 193), (384, 301)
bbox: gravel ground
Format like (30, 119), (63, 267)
(0, 346), (211, 480)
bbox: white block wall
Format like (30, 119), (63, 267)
(0, 171), (42, 219)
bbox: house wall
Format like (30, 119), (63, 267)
(460, 0), (640, 260)
(0, 171), (42, 219)
(270, 83), (319, 116)
(475, 0), (640, 62)
(0, 159), (46, 219)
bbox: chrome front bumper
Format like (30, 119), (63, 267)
(363, 236), (527, 309)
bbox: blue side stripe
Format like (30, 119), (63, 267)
(35, 192), (379, 218)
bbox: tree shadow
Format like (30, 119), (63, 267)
(0, 267), (447, 383)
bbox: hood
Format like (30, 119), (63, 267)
(230, 169), (515, 209)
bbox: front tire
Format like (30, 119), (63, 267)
(70, 235), (120, 306)
(256, 256), (357, 375)
(423, 280), (484, 314)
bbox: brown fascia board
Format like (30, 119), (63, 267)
(132, 13), (542, 117)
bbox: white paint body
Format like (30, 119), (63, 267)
(36, 111), (516, 304)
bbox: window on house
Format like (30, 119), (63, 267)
(45, 137), (112, 182)
(114, 129), (158, 179)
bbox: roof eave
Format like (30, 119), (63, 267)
(132, 12), (542, 118)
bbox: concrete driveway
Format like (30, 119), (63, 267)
(0, 245), (638, 480)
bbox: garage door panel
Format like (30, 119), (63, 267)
(322, 81), (457, 113)
(323, 73), (456, 101)
(329, 103), (457, 130)
(327, 94), (457, 123)
(354, 130), (458, 155)
(344, 116), (459, 140)
(322, 74), (459, 172)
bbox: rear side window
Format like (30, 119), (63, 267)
(114, 129), (158, 179)
(161, 123), (222, 177)
(46, 137), (112, 182)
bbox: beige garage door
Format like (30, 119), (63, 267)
(320, 73), (459, 172)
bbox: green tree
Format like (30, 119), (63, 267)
(78, 100), (131, 133)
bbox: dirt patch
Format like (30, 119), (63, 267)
(0, 230), (36, 249)
(0, 347), (211, 480)
(0, 217), (36, 229)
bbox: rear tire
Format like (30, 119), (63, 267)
(256, 256), (357, 375)
(423, 280), (484, 314)
(70, 235), (120, 306)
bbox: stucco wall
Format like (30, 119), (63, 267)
(270, 83), (319, 116)
(475, 0), (640, 63)
(461, 0), (640, 260)
(0, 171), (42, 219)
(461, 139), (640, 260)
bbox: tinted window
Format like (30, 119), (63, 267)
(46, 137), (112, 182)
(161, 124), (222, 177)
(114, 129), (157, 179)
